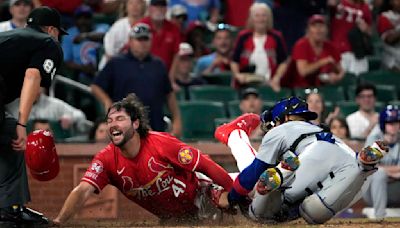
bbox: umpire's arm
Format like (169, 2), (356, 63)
(12, 68), (41, 151)
(53, 181), (96, 225)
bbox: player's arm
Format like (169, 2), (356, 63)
(228, 158), (274, 203)
(53, 182), (96, 225)
(195, 153), (233, 191)
(12, 68), (41, 151)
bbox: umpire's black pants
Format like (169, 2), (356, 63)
(0, 75), (30, 208)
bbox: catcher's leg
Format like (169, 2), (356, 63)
(299, 141), (388, 224)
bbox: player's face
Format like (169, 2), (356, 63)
(384, 122), (400, 143)
(106, 108), (136, 147)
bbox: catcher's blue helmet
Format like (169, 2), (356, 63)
(379, 105), (400, 132)
(260, 96), (318, 129)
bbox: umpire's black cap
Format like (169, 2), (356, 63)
(27, 6), (68, 35)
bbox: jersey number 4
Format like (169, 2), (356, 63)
(172, 178), (186, 197)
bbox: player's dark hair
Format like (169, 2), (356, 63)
(107, 93), (150, 138)
(355, 82), (376, 97)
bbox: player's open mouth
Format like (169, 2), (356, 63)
(111, 130), (123, 137)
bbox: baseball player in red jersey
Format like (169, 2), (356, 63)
(53, 93), (233, 225)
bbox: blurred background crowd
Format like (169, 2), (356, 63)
(0, 0), (400, 220)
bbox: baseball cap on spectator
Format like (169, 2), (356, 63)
(178, 42), (194, 57)
(27, 6), (68, 35)
(130, 23), (151, 39)
(187, 20), (207, 34)
(240, 87), (260, 100)
(74, 5), (93, 17)
(150, 0), (167, 6)
(307, 14), (326, 26)
(9, 0), (33, 7)
(170, 4), (188, 19)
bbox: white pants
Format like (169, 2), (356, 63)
(227, 130), (373, 223)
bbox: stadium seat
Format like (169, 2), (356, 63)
(179, 101), (226, 140)
(189, 85), (238, 115)
(347, 85), (398, 103)
(258, 87), (292, 102)
(214, 117), (232, 127)
(189, 85), (238, 103)
(202, 72), (232, 86)
(360, 70), (400, 91)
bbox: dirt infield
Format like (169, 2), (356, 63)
(62, 218), (400, 227)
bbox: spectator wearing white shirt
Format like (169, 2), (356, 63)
(346, 83), (379, 140)
(0, 0), (33, 32)
(100, 0), (147, 69)
(5, 88), (88, 133)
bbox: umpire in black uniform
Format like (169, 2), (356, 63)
(0, 6), (66, 226)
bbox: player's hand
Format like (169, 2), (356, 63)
(12, 124), (27, 151)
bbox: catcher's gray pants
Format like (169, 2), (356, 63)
(363, 168), (400, 218)
(0, 113), (30, 208)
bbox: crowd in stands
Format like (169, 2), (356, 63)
(0, 0), (399, 219)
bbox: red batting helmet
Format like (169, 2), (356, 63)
(25, 130), (60, 181)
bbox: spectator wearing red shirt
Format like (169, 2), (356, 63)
(328, 0), (372, 75)
(376, 0), (400, 71)
(139, 0), (181, 71)
(230, 3), (287, 90)
(279, 15), (344, 89)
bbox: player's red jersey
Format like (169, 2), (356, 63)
(330, 0), (372, 53)
(82, 132), (212, 219)
(282, 37), (341, 88)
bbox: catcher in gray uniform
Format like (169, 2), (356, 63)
(215, 96), (388, 224)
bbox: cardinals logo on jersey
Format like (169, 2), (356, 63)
(148, 157), (173, 173)
(178, 148), (193, 165)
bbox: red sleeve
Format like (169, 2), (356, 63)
(81, 149), (110, 194)
(195, 154), (233, 191)
(171, 23), (181, 54)
(292, 39), (309, 61)
(377, 14), (394, 35)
